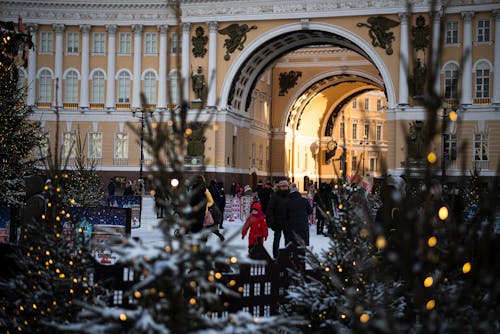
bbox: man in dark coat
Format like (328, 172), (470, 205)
(257, 181), (273, 217)
(285, 183), (313, 246)
(266, 180), (289, 259)
(285, 183), (313, 270)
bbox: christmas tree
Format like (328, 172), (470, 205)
(0, 19), (43, 205)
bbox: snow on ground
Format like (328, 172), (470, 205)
(132, 196), (331, 259)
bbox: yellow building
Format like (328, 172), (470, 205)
(2, 0), (499, 191)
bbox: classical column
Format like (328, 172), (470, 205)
(493, 10), (500, 104)
(461, 12), (474, 105)
(132, 24), (143, 110)
(26, 23), (38, 107)
(105, 25), (117, 110)
(157, 25), (168, 110)
(181, 22), (191, 102)
(79, 24), (91, 110)
(53, 24), (64, 107)
(398, 13), (409, 104)
(207, 21), (218, 108)
(432, 14), (441, 94)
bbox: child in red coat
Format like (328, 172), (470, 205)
(242, 202), (269, 253)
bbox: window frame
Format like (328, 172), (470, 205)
(66, 31), (79, 55)
(117, 71), (131, 103)
(473, 132), (488, 162)
(118, 32), (132, 55)
(445, 21), (459, 45)
(92, 32), (106, 54)
(40, 31), (53, 54)
(39, 69), (52, 103)
(476, 19), (490, 43)
(144, 32), (158, 55)
(91, 70), (105, 104)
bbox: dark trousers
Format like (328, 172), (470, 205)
(272, 228), (283, 259)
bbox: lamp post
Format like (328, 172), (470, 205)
(132, 108), (148, 181)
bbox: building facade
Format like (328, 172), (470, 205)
(2, 0), (499, 191)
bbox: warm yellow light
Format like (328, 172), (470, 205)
(360, 313), (370, 323)
(340, 314), (347, 319)
(427, 236), (437, 247)
(449, 111), (458, 121)
(426, 299), (436, 310)
(32, 304), (37, 310)
(119, 313), (127, 321)
(376, 236), (386, 249)
(134, 291), (141, 299)
(338, 204), (343, 210)
(230, 256), (238, 264)
(462, 262), (472, 274)
(189, 298), (196, 305)
(427, 152), (437, 164)
(438, 206), (449, 220)
(424, 276), (433, 287)
(165, 245), (171, 252)
(185, 128), (193, 136)
(215, 272), (222, 279)
(73, 278), (78, 283)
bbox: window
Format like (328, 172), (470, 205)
(475, 62), (490, 98)
(443, 133), (457, 161)
(369, 158), (375, 172)
(339, 122), (345, 139)
(143, 71), (156, 104)
(477, 19), (490, 42)
(40, 31), (53, 53)
(376, 124), (382, 141)
(352, 155), (357, 171)
(446, 21), (459, 44)
(170, 33), (179, 54)
(119, 32), (131, 54)
(352, 123), (357, 140)
(259, 144), (263, 169)
(39, 69), (52, 103)
(473, 132), (488, 161)
(364, 98), (369, 111)
(88, 132), (103, 159)
(64, 70), (78, 103)
(169, 70), (180, 105)
(352, 99), (357, 109)
(62, 132), (76, 160)
(91, 71), (105, 103)
(114, 133), (129, 159)
(144, 32), (157, 54)
(251, 143), (256, 166)
(377, 99), (382, 111)
(444, 63), (459, 100)
(117, 72), (131, 103)
(363, 124), (369, 140)
(66, 31), (79, 54)
(93, 32), (105, 54)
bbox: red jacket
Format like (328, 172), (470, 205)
(242, 202), (269, 246)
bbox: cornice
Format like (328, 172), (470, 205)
(1, 1), (174, 25)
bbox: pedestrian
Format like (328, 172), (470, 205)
(266, 179), (289, 259)
(314, 182), (333, 235)
(285, 183), (313, 269)
(242, 202), (268, 254)
(189, 174), (224, 241)
(123, 180), (134, 196)
(216, 181), (226, 228)
(257, 180), (273, 217)
(107, 178), (116, 197)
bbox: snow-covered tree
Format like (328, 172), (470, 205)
(0, 19), (43, 205)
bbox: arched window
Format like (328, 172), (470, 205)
(475, 62), (490, 99)
(169, 70), (179, 105)
(64, 70), (78, 103)
(443, 63), (459, 100)
(91, 71), (105, 104)
(117, 71), (131, 103)
(143, 71), (156, 104)
(39, 69), (52, 103)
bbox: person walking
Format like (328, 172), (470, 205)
(285, 183), (313, 269)
(257, 180), (273, 217)
(216, 181), (226, 228)
(242, 202), (268, 255)
(266, 180), (289, 259)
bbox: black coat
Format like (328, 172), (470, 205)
(266, 189), (288, 231)
(189, 182), (207, 233)
(285, 191), (313, 245)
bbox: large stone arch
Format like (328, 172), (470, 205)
(219, 21), (397, 114)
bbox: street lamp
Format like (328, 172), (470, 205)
(132, 108), (151, 181)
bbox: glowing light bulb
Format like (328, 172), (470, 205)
(427, 236), (437, 247)
(427, 152), (437, 164)
(438, 206), (449, 220)
(424, 276), (433, 287)
(462, 262), (471, 274)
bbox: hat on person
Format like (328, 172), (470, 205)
(250, 202), (262, 212)
(289, 183), (299, 193)
(278, 180), (289, 187)
(244, 185), (252, 192)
